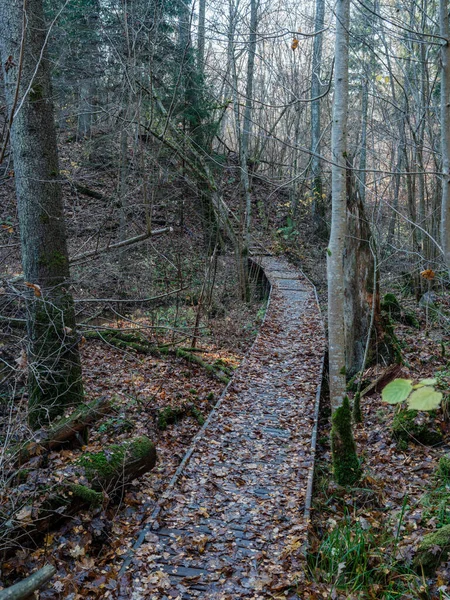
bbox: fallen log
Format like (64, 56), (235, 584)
(0, 564), (56, 600)
(13, 397), (110, 467)
(85, 329), (231, 383)
(1, 437), (156, 556)
(78, 435), (157, 492)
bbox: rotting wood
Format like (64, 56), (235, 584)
(360, 364), (403, 398)
(12, 396), (110, 467)
(70, 228), (172, 263)
(1, 437), (156, 555)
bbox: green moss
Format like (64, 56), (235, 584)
(39, 213), (50, 224)
(392, 409), (443, 446)
(331, 396), (362, 486)
(381, 293), (419, 329)
(381, 293), (401, 319)
(383, 317), (403, 365)
(77, 436), (154, 482)
(157, 406), (185, 430)
(437, 455), (450, 481)
(68, 484), (102, 507)
(413, 523), (450, 573)
(29, 84), (44, 102)
(78, 445), (126, 480)
(190, 406), (205, 426)
(129, 436), (155, 460)
(352, 392), (362, 424)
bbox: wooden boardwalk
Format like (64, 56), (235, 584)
(118, 257), (325, 599)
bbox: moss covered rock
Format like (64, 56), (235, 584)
(391, 409), (443, 447)
(413, 524), (450, 574)
(331, 397), (362, 486)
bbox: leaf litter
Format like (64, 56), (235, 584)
(116, 257), (326, 599)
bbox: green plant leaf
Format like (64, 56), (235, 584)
(382, 379), (413, 404)
(407, 386), (443, 411)
(419, 378), (437, 386)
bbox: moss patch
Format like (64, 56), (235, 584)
(331, 396), (362, 486)
(381, 293), (419, 329)
(413, 523), (450, 574)
(391, 409), (443, 447)
(68, 484), (102, 507)
(436, 455), (450, 481)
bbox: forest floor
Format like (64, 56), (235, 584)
(114, 257), (325, 599)
(2, 134), (450, 598)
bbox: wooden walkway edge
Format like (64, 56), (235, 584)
(117, 257), (326, 599)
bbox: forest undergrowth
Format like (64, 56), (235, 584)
(305, 295), (450, 599)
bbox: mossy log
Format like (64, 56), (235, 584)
(13, 396), (110, 467)
(86, 329), (231, 383)
(0, 484), (103, 556)
(413, 524), (450, 574)
(1, 437), (156, 555)
(76, 435), (156, 493)
(0, 564), (56, 600)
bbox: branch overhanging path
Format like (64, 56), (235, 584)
(118, 257), (325, 598)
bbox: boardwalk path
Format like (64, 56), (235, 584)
(121, 257), (325, 599)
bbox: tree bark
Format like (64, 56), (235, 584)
(327, 0), (350, 410)
(0, 0), (84, 428)
(441, 0), (450, 273)
(310, 0), (325, 232)
(198, 0), (206, 73)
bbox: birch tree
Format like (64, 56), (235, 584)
(0, 0), (84, 428)
(328, 0), (350, 411)
(310, 0), (325, 233)
(328, 0), (360, 485)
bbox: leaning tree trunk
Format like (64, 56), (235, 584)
(0, 0), (84, 428)
(440, 0), (450, 274)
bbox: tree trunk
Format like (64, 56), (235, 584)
(198, 0), (206, 73)
(0, 0), (84, 428)
(358, 82), (369, 204)
(344, 165), (394, 376)
(328, 0), (350, 411)
(310, 0), (326, 234)
(440, 0), (450, 273)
